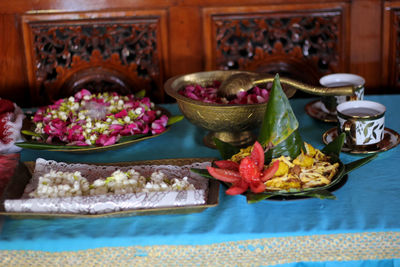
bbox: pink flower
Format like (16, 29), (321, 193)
(96, 134), (117, 146)
(109, 124), (124, 135)
(141, 110), (156, 123)
(43, 118), (66, 138)
(33, 107), (49, 122)
(48, 99), (64, 110)
(151, 115), (168, 134)
(140, 97), (152, 108)
(67, 140), (89, 146)
(141, 123), (149, 134)
(120, 123), (140, 136)
(180, 82), (269, 104)
(115, 109), (128, 118)
(67, 124), (85, 142)
(74, 89), (91, 100)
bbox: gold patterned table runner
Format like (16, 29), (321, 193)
(1, 231), (399, 266)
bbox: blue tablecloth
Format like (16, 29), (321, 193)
(1, 95), (400, 266)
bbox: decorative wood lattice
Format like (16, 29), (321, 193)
(26, 17), (164, 104)
(211, 11), (343, 84)
(394, 10), (400, 87)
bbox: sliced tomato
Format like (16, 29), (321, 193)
(249, 181), (266, 193)
(206, 166), (241, 183)
(226, 180), (249, 195)
(239, 157), (261, 183)
(250, 141), (265, 171)
(260, 160), (280, 182)
(214, 160), (239, 171)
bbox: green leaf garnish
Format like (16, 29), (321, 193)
(118, 134), (148, 143)
(167, 115), (184, 126)
(15, 142), (88, 150)
(246, 193), (274, 203)
(213, 137), (240, 160)
(321, 132), (345, 157)
(21, 130), (42, 138)
(246, 189), (336, 203)
(105, 177), (114, 184)
(344, 153), (378, 175)
(135, 89), (146, 98)
(300, 190), (336, 200)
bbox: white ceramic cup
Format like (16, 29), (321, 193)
(319, 73), (365, 114)
(336, 100), (386, 147)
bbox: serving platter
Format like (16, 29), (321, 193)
(16, 107), (177, 153)
(218, 173), (348, 201)
(0, 158), (219, 219)
(235, 159), (346, 202)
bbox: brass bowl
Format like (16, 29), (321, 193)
(164, 70), (269, 148)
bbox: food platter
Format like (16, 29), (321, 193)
(246, 160), (347, 201)
(206, 158), (347, 202)
(219, 170), (349, 201)
(16, 107), (176, 153)
(0, 158), (219, 219)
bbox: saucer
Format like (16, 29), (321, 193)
(305, 100), (337, 123)
(322, 127), (400, 154)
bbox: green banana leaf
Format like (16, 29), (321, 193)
(264, 129), (304, 161)
(213, 137), (240, 160)
(210, 74), (304, 161)
(258, 74), (304, 159)
(166, 115), (184, 126)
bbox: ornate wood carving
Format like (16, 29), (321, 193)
(208, 10), (345, 85)
(23, 12), (167, 105)
(393, 10), (400, 89)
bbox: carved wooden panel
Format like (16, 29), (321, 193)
(393, 10), (400, 89)
(203, 4), (349, 85)
(22, 11), (168, 105)
(383, 4), (400, 92)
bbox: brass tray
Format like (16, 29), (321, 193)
(0, 158), (219, 219)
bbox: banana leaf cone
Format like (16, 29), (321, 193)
(257, 74), (304, 160)
(192, 74), (377, 202)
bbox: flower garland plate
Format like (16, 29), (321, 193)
(323, 127), (400, 154)
(18, 107), (172, 153)
(0, 158), (219, 219)
(305, 100), (337, 123)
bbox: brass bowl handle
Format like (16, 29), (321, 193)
(254, 75), (355, 96)
(218, 73), (356, 98)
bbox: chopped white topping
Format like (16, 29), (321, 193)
(29, 168), (195, 198)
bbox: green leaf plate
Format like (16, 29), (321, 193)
(192, 133), (377, 202)
(16, 107), (183, 153)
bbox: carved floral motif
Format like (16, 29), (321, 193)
(212, 12), (342, 78)
(395, 11), (400, 86)
(27, 19), (163, 103)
